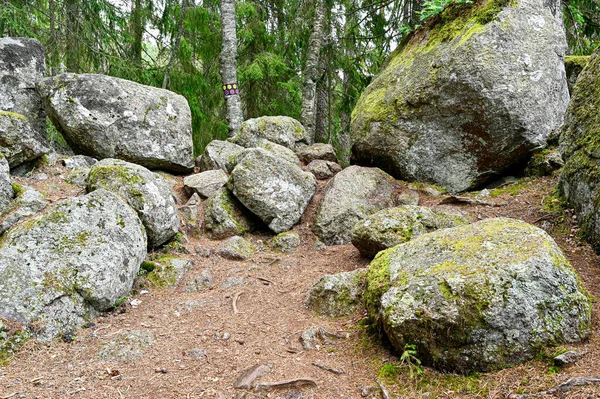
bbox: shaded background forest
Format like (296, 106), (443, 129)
(1, 0), (598, 157)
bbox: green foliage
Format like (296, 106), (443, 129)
(399, 344), (424, 379)
(419, 0), (474, 22)
(162, 233), (187, 254)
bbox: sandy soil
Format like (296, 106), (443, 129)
(1, 161), (599, 399)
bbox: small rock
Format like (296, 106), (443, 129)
(222, 332), (231, 340)
(218, 236), (255, 260)
(65, 169), (90, 187)
(476, 189), (491, 199)
(146, 256), (193, 289)
(194, 245), (211, 257)
(32, 172), (48, 180)
(305, 269), (367, 317)
(184, 268), (214, 293)
(185, 348), (207, 359)
(553, 350), (581, 366)
(423, 187), (443, 197)
(204, 188), (255, 239)
(97, 330), (154, 362)
(307, 160), (342, 180)
(62, 155), (98, 169)
(183, 170), (229, 198)
(270, 232), (301, 253)
(361, 386), (379, 398)
(296, 143), (338, 164)
(220, 276), (245, 289)
(396, 189), (419, 205)
(314, 238), (326, 251)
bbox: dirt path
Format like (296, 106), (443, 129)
(1, 167), (599, 398)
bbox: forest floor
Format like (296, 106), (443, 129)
(1, 162), (600, 399)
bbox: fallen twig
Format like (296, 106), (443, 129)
(232, 291), (243, 314)
(439, 195), (507, 207)
(254, 378), (317, 391)
(312, 362), (344, 375)
(377, 380), (391, 399)
(234, 363), (271, 389)
(256, 277), (274, 285)
(507, 376), (600, 398)
(0, 393), (17, 399)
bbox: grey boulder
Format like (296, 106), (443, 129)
(217, 236), (255, 260)
(196, 140), (244, 173)
(270, 231), (301, 253)
(351, 205), (470, 258)
(350, 0), (570, 192)
(0, 111), (50, 168)
(229, 148), (316, 233)
(183, 170), (229, 198)
(204, 187), (255, 239)
(36, 73), (194, 173)
(313, 165), (401, 245)
(230, 116), (308, 150)
(0, 189), (147, 340)
(0, 154), (13, 213)
(0, 185), (49, 234)
(363, 218), (592, 372)
(0, 37), (49, 166)
(307, 159), (342, 180)
(296, 143), (338, 164)
(87, 159), (180, 247)
(305, 269), (367, 317)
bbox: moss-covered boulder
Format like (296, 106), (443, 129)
(145, 256), (193, 289)
(305, 269), (367, 317)
(0, 185), (48, 234)
(307, 160), (342, 180)
(254, 139), (300, 165)
(564, 55), (590, 95)
(0, 189), (147, 340)
(313, 166), (401, 245)
(229, 148), (316, 233)
(87, 159), (180, 248)
(0, 37), (49, 168)
(364, 217), (592, 372)
(196, 140), (244, 173)
(204, 187), (255, 239)
(0, 154), (13, 214)
(36, 73), (194, 173)
(217, 235), (255, 260)
(270, 231), (301, 253)
(351, 0), (569, 193)
(351, 205), (470, 258)
(524, 148), (563, 177)
(230, 116), (308, 150)
(559, 48), (600, 254)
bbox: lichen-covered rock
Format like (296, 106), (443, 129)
(217, 236), (255, 260)
(0, 185), (48, 234)
(351, 0), (570, 193)
(0, 154), (13, 214)
(564, 56), (590, 95)
(204, 188), (255, 239)
(351, 205), (470, 258)
(396, 189), (420, 205)
(231, 116), (308, 150)
(36, 73), (194, 173)
(525, 148), (563, 177)
(559, 48), (600, 254)
(183, 170), (228, 198)
(0, 111), (50, 168)
(305, 269), (367, 317)
(313, 166), (401, 245)
(254, 139), (300, 165)
(146, 256), (193, 289)
(65, 169), (90, 187)
(62, 155), (97, 170)
(196, 140), (244, 173)
(229, 148), (316, 233)
(364, 218), (592, 372)
(97, 330), (153, 362)
(296, 143), (338, 164)
(307, 160), (342, 180)
(183, 268), (214, 293)
(0, 189), (147, 340)
(87, 159), (179, 247)
(0, 37), (49, 167)
(270, 231), (301, 253)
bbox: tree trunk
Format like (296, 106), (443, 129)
(130, 0), (144, 65)
(65, 0), (80, 72)
(300, 0), (326, 144)
(163, 0), (188, 89)
(220, 0), (244, 136)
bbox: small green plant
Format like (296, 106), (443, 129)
(379, 362), (402, 383)
(112, 295), (130, 309)
(400, 344), (423, 379)
(418, 0), (474, 22)
(162, 233), (187, 254)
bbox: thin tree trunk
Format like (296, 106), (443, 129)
(163, 0), (188, 89)
(49, 0), (56, 76)
(220, 0), (243, 136)
(65, 0), (80, 72)
(300, 0), (325, 144)
(130, 0), (144, 65)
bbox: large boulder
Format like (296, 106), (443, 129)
(559, 48), (600, 253)
(0, 111), (51, 168)
(229, 148), (316, 233)
(0, 37), (49, 167)
(36, 73), (194, 173)
(351, 205), (470, 258)
(350, 0), (570, 193)
(0, 189), (147, 340)
(183, 170), (229, 198)
(0, 154), (13, 214)
(313, 166), (401, 245)
(364, 218), (592, 372)
(0, 185), (49, 234)
(204, 187), (255, 239)
(87, 159), (180, 247)
(196, 140), (244, 173)
(230, 116), (308, 150)
(305, 269), (367, 317)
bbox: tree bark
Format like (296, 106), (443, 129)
(163, 0), (188, 89)
(130, 0), (144, 65)
(220, 0), (244, 136)
(65, 0), (80, 72)
(300, 0), (326, 144)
